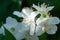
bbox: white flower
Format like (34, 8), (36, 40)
(32, 3), (54, 15)
(32, 3), (60, 35)
(13, 7), (39, 36)
(36, 17), (60, 35)
(13, 11), (23, 17)
(0, 26), (5, 35)
(3, 17), (28, 40)
(13, 7), (40, 40)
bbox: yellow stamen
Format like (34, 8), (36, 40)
(41, 3), (47, 7)
(48, 12), (51, 16)
(11, 27), (15, 32)
(42, 27), (45, 32)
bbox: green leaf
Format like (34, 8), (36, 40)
(39, 33), (48, 40)
(4, 27), (16, 40)
(0, 34), (5, 40)
(0, 0), (22, 22)
(0, 0), (12, 22)
(0, 22), (2, 28)
(35, 14), (41, 21)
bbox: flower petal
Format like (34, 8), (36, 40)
(0, 26), (5, 35)
(22, 7), (33, 16)
(30, 23), (35, 35)
(13, 11), (23, 17)
(14, 31), (26, 40)
(11, 22), (28, 40)
(7, 22), (28, 40)
(46, 24), (57, 34)
(47, 17), (60, 24)
(36, 18), (48, 25)
(16, 23), (29, 33)
(30, 11), (39, 21)
(6, 17), (18, 27)
(47, 6), (54, 11)
(36, 24), (44, 36)
(32, 4), (40, 11)
(4, 17), (18, 34)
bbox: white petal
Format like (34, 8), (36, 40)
(32, 4), (40, 11)
(46, 24), (57, 34)
(36, 18), (48, 25)
(47, 6), (54, 11)
(13, 23), (28, 40)
(6, 17), (18, 27)
(0, 26), (5, 35)
(16, 23), (29, 32)
(15, 23), (29, 39)
(47, 17), (60, 24)
(22, 7), (33, 16)
(36, 24), (44, 36)
(14, 31), (25, 40)
(30, 11), (39, 21)
(4, 24), (13, 31)
(5, 17), (29, 40)
(13, 11), (23, 17)
(40, 5), (47, 11)
(30, 23), (35, 35)
(7, 22), (28, 40)
(4, 17), (18, 33)
(36, 18), (41, 25)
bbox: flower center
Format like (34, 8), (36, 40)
(42, 22), (52, 32)
(26, 18), (33, 25)
(10, 27), (15, 32)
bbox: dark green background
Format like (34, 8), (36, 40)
(0, 0), (60, 40)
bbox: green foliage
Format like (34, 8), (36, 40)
(35, 14), (41, 21)
(0, 34), (5, 40)
(0, 0), (12, 22)
(0, 22), (2, 28)
(4, 27), (16, 40)
(39, 33), (48, 40)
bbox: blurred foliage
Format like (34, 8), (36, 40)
(0, 34), (5, 40)
(4, 27), (16, 40)
(0, 0), (60, 40)
(35, 14), (41, 22)
(39, 33), (48, 40)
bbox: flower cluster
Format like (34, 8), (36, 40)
(0, 3), (60, 40)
